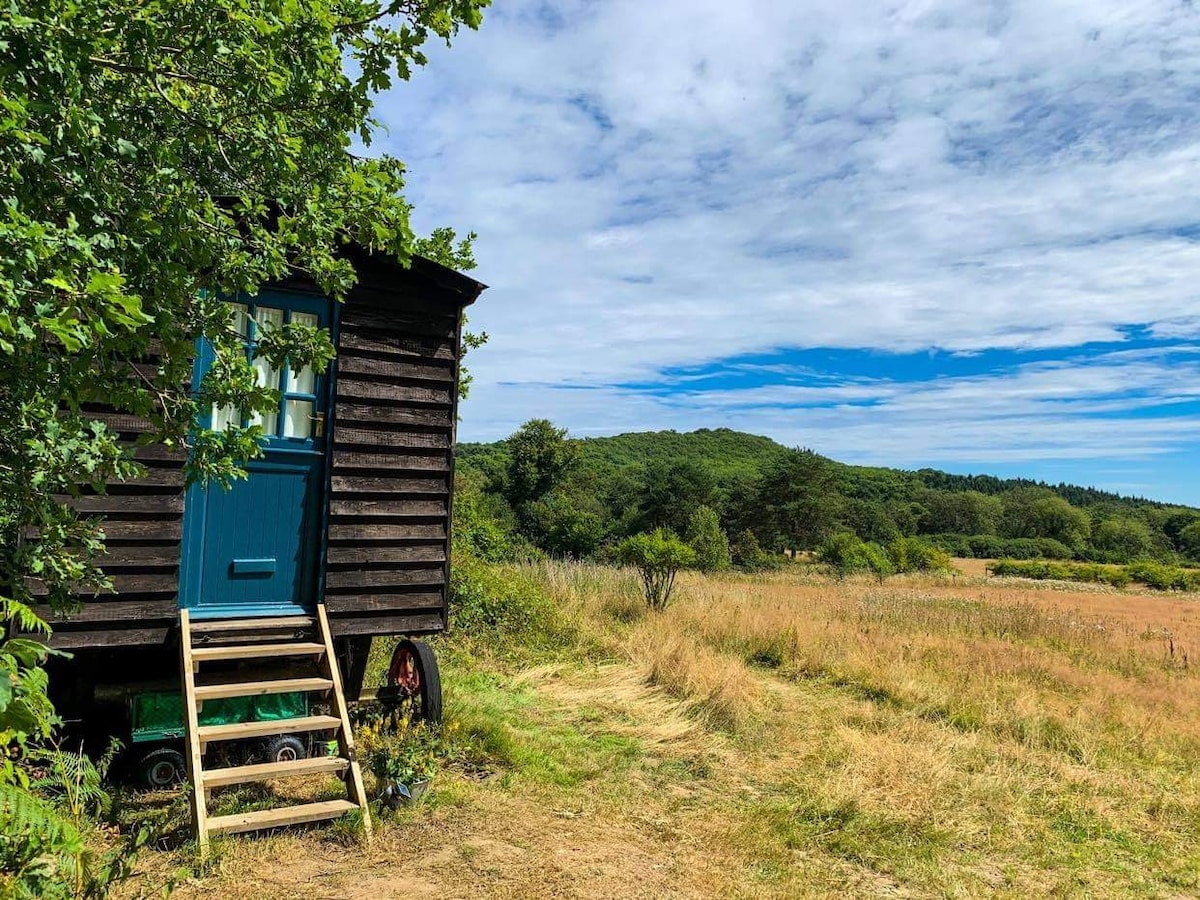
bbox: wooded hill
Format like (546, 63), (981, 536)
(456, 425), (1200, 567)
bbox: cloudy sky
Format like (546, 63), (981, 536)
(371, 0), (1200, 505)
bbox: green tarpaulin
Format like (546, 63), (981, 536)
(130, 690), (308, 743)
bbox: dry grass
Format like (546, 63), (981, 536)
(123, 562), (1200, 898)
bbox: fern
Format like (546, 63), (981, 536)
(29, 738), (120, 823)
(0, 594), (51, 637)
(0, 781), (85, 898)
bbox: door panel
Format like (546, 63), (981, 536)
(198, 459), (320, 609)
(182, 291), (331, 616)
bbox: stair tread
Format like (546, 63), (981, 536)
(208, 799), (358, 835)
(192, 642), (326, 662)
(190, 615), (316, 635)
(194, 677), (332, 701)
(202, 756), (349, 787)
(197, 714), (342, 743)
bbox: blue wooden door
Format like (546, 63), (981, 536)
(182, 292), (330, 618)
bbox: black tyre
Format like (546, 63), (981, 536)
(262, 734), (307, 763)
(139, 746), (186, 789)
(386, 639), (443, 725)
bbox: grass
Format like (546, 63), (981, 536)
(117, 560), (1200, 897)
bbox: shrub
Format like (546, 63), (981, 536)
(931, 534), (1074, 560)
(989, 559), (1134, 589)
(818, 533), (895, 581)
(1126, 562), (1200, 592)
(730, 529), (778, 572)
(686, 506), (732, 573)
(817, 533), (870, 578)
(449, 554), (568, 649)
(616, 530), (697, 611)
(887, 537), (952, 573)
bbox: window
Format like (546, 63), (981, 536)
(209, 301), (321, 441)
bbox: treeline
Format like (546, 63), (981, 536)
(454, 422), (1200, 568)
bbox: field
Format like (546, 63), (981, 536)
(122, 562), (1200, 898)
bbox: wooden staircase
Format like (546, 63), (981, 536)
(179, 606), (371, 851)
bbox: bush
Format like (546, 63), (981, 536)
(730, 529), (779, 573)
(817, 533), (894, 581)
(449, 554), (567, 649)
(685, 506), (732, 573)
(616, 529), (697, 611)
(989, 559), (1133, 589)
(452, 472), (535, 563)
(887, 537), (952, 573)
(930, 534), (1074, 560)
(818, 533), (869, 578)
(1126, 562), (1200, 592)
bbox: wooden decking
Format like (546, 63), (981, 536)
(180, 607), (372, 851)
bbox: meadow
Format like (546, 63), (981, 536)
(122, 561), (1200, 898)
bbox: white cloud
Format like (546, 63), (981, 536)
(366, 0), (1200, 499)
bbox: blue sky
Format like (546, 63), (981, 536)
(370, 1), (1200, 505)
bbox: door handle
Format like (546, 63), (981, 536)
(311, 412), (325, 438)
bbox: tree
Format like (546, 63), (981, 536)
(504, 419), (581, 508)
(0, 1), (488, 891)
(1179, 520), (1200, 561)
(521, 489), (607, 558)
(839, 498), (901, 544)
(918, 490), (1001, 536)
(757, 449), (841, 552)
(1092, 517), (1155, 563)
(616, 530), (696, 611)
(1158, 509), (1200, 555)
(636, 458), (716, 534)
(685, 506), (731, 573)
(1000, 489), (1090, 549)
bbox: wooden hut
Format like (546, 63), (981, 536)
(41, 245), (485, 846)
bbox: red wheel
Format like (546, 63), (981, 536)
(385, 639), (443, 727)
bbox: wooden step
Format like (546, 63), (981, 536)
(202, 756), (350, 788)
(190, 615), (316, 635)
(192, 642), (326, 663)
(208, 799), (358, 836)
(194, 677), (332, 702)
(197, 714), (341, 746)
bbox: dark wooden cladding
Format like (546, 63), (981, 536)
(336, 355), (454, 383)
(330, 475), (448, 495)
(29, 571), (178, 597)
(36, 599), (177, 624)
(325, 284), (467, 640)
(336, 402), (453, 428)
(96, 519), (184, 540)
(336, 378), (454, 406)
(334, 427), (450, 451)
(325, 567), (445, 589)
(51, 625), (173, 649)
(325, 544), (445, 565)
(66, 494), (184, 514)
(326, 521), (446, 541)
(332, 450), (450, 472)
(338, 328), (455, 362)
(325, 592), (443, 613)
(330, 499), (446, 518)
(45, 408), (187, 645)
(324, 612), (444, 638)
